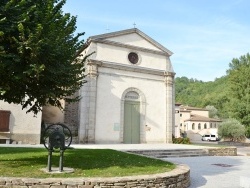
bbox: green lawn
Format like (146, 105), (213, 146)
(0, 147), (175, 178)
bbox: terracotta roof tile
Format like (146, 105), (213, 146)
(184, 114), (222, 122)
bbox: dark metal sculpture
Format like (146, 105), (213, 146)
(42, 123), (72, 172)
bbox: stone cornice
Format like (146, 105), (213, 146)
(87, 28), (173, 56)
(87, 59), (175, 77)
(91, 39), (170, 57)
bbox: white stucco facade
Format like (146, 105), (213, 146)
(0, 101), (42, 144)
(78, 28), (175, 144)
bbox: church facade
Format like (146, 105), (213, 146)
(76, 28), (175, 144)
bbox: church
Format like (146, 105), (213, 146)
(0, 28), (175, 144)
(71, 28), (176, 144)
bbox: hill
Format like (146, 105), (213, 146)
(175, 76), (230, 118)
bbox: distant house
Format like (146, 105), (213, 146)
(175, 105), (222, 141)
(174, 103), (182, 138)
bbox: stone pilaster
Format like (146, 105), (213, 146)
(165, 71), (175, 143)
(78, 60), (99, 143)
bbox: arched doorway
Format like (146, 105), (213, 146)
(123, 91), (140, 144)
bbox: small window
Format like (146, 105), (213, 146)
(128, 52), (139, 64)
(180, 123), (182, 127)
(204, 123), (207, 129)
(210, 123), (212, 128)
(180, 114), (182, 117)
(198, 123), (201, 130)
(192, 123), (195, 130)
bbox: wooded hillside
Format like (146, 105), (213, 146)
(175, 76), (230, 118)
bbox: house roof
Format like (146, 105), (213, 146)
(184, 114), (222, 122)
(180, 105), (208, 112)
(87, 28), (173, 56)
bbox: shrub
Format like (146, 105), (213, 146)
(218, 118), (246, 142)
(245, 126), (250, 138)
(173, 137), (190, 144)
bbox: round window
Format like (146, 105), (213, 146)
(128, 52), (139, 64)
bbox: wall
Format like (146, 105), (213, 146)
(191, 109), (209, 117)
(0, 164), (190, 188)
(94, 67), (167, 143)
(206, 147), (237, 156)
(96, 43), (168, 71)
(174, 105), (181, 137)
(42, 103), (65, 124)
(0, 101), (41, 144)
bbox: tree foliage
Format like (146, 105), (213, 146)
(175, 76), (230, 118)
(0, 0), (87, 114)
(218, 119), (245, 142)
(205, 105), (218, 118)
(227, 53), (250, 126)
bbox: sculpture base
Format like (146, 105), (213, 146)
(41, 167), (74, 174)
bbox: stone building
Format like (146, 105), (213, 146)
(67, 28), (176, 144)
(176, 105), (222, 141)
(0, 28), (175, 145)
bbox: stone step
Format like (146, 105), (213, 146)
(127, 149), (208, 158)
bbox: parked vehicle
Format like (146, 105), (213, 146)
(201, 134), (219, 141)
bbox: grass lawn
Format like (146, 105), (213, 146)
(0, 147), (175, 178)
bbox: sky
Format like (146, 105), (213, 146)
(63, 0), (250, 82)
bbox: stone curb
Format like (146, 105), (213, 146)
(0, 164), (190, 188)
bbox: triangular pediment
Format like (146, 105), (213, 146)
(88, 28), (173, 56)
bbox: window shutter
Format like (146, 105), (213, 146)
(0, 110), (11, 132)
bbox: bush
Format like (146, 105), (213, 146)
(218, 118), (246, 142)
(245, 126), (250, 138)
(172, 137), (190, 144)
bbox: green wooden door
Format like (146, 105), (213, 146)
(124, 101), (140, 144)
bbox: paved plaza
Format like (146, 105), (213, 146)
(166, 155), (250, 188)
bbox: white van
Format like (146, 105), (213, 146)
(201, 134), (218, 141)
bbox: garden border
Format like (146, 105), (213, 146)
(0, 164), (190, 188)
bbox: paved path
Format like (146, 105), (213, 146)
(0, 143), (209, 150)
(165, 156), (250, 188)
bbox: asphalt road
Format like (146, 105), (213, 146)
(165, 155), (250, 188)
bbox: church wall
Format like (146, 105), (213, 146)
(42, 100), (65, 124)
(95, 43), (167, 71)
(108, 33), (161, 51)
(94, 67), (167, 143)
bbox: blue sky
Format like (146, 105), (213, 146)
(63, 0), (250, 81)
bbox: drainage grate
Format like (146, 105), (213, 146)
(212, 163), (233, 167)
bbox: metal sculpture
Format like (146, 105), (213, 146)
(42, 123), (72, 172)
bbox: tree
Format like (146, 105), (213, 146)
(205, 105), (218, 118)
(218, 119), (245, 142)
(227, 53), (250, 126)
(175, 76), (230, 118)
(0, 0), (87, 114)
